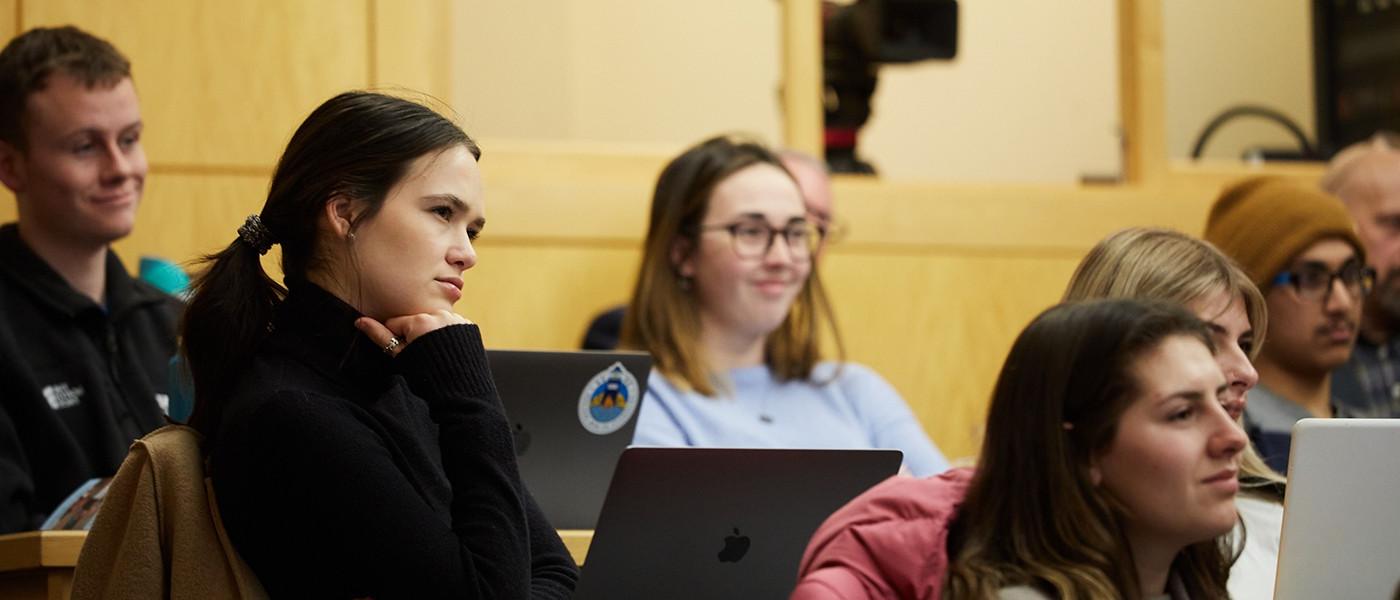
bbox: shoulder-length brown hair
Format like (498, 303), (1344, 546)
(944, 299), (1233, 600)
(620, 135), (842, 395)
(1062, 227), (1283, 490)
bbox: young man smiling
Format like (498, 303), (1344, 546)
(0, 26), (178, 532)
(1205, 177), (1370, 474)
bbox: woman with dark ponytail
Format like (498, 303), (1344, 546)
(182, 91), (578, 598)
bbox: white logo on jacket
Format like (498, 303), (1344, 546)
(42, 383), (85, 410)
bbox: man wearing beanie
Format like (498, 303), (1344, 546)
(1205, 177), (1371, 473)
(1322, 134), (1400, 419)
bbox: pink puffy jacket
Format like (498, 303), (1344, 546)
(791, 467), (973, 600)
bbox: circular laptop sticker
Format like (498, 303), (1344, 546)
(578, 361), (641, 435)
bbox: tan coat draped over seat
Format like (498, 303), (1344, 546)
(70, 424), (266, 599)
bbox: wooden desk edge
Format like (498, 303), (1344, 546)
(0, 531), (87, 571)
(0, 528), (590, 570)
(556, 529), (593, 565)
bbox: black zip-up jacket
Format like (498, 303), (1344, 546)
(0, 223), (179, 533)
(208, 281), (578, 598)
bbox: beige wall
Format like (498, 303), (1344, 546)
(453, 0), (783, 149)
(455, 0), (1125, 185)
(1163, 0), (1314, 160)
(862, 1), (1123, 183)
(453, 0), (1320, 180)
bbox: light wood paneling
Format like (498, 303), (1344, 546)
(1119, 0), (1167, 185)
(475, 147), (1326, 251)
(23, 0), (370, 169)
(461, 243), (641, 351)
(111, 171), (272, 273)
(373, 0), (451, 102)
(0, 1), (16, 40)
(780, 0), (821, 156)
(823, 251), (1082, 460)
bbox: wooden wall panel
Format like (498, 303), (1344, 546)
(374, 0), (451, 102)
(0, 1), (15, 40)
(23, 0), (370, 169)
(110, 171), (272, 270)
(461, 243), (640, 352)
(822, 251), (1082, 460)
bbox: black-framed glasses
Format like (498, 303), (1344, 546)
(695, 219), (822, 260)
(1271, 261), (1376, 302)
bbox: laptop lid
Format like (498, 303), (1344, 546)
(575, 447), (902, 599)
(1274, 418), (1400, 600)
(488, 349), (652, 530)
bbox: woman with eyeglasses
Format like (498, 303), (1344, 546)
(621, 135), (949, 476)
(1203, 176), (1373, 476)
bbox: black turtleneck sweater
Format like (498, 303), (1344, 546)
(207, 282), (577, 598)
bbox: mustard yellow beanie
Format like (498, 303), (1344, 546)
(1204, 176), (1364, 292)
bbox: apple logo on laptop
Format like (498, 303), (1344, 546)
(512, 422), (531, 457)
(717, 527), (750, 563)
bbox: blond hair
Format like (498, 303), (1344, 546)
(1063, 227), (1285, 490)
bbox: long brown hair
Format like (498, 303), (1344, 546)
(620, 135), (842, 395)
(944, 299), (1233, 599)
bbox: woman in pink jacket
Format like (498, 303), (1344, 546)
(793, 299), (1246, 599)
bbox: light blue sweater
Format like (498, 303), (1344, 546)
(633, 362), (950, 477)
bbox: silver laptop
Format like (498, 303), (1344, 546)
(488, 349), (652, 530)
(1274, 418), (1400, 600)
(574, 447), (902, 599)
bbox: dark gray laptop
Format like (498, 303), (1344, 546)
(575, 447), (902, 599)
(488, 349), (652, 530)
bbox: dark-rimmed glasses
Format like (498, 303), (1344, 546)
(1271, 261), (1376, 302)
(695, 219), (822, 261)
